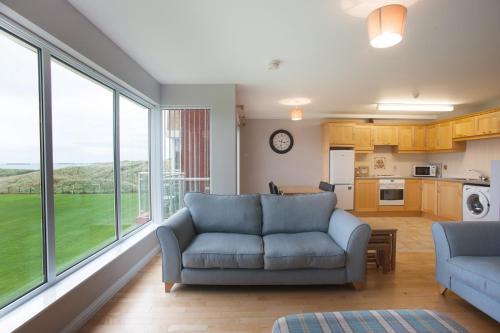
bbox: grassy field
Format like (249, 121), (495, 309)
(0, 192), (142, 307)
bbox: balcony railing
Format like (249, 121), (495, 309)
(162, 172), (210, 218)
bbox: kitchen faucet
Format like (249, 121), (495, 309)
(468, 169), (489, 182)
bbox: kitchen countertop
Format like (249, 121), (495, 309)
(355, 176), (490, 186)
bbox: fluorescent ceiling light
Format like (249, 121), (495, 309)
(377, 103), (454, 112)
(279, 97), (311, 106)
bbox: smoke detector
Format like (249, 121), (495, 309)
(268, 59), (282, 70)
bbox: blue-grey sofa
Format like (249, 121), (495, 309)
(432, 222), (500, 322)
(156, 192), (371, 292)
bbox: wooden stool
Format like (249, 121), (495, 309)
(367, 229), (398, 274)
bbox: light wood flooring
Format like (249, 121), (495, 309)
(79, 217), (500, 333)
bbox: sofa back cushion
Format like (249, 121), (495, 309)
(184, 193), (262, 235)
(261, 192), (337, 235)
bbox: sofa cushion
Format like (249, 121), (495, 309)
(263, 231), (345, 270)
(185, 193), (262, 235)
(182, 233), (264, 269)
(261, 192), (337, 235)
(448, 256), (500, 300)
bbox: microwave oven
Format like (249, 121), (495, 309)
(413, 165), (437, 177)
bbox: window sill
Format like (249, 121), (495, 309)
(0, 223), (158, 332)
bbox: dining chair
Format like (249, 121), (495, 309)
(319, 181), (335, 192)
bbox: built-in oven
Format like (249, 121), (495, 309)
(379, 179), (405, 206)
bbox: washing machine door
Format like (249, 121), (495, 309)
(465, 191), (490, 219)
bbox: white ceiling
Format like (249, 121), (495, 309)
(68, 0), (500, 119)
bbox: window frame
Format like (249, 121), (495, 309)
(0, 14), (156, 316)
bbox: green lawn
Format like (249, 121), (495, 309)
(0, 193), (143, 307)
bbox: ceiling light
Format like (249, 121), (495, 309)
(290, 107), (304, 121)
(279, 97), (311, 106)
(368, 4), (407, 48)
(377, 103), (454, 112)
(268, 59), (282, 70)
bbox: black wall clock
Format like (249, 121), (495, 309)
(269, 129), (294, 154)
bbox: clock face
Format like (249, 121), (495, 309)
(269, 129), (294, 154)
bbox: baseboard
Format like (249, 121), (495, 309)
(61, 245), (160, 333)
(353, 211), (422, 217)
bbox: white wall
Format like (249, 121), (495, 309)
(160, 84), (237, 194)
(430, 138), (500, 178)
(240, 119), (323, 194)
(0, 0), (160, 103)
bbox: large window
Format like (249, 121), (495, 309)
(0, 30), (44, 308)
(0, 17), (153, 312)
(51, 59), (116, 273)
(119, 95), (151, 235)
(163, 109), (210, 217)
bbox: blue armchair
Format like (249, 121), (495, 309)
(432, 222), (500, 322)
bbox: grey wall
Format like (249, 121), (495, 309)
(0, 0), (160, 103)
(161, 84), (237, 194)
(240, 119), (323, 194)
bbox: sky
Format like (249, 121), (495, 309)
(0, 30), (149, 166)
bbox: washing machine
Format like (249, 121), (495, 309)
(463, 184), (491, 221)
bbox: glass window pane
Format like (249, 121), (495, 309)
(162, 109), (210, 218)
(119, 95), (150, 234)
(51, 59), (115, 273)
(0, 30), (44, 307)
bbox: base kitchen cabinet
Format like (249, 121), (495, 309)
(404, 179), (422, 211)
(421, 180), (437, 215)
(354, 179), (378, 212)
(437, 181), (463, 220)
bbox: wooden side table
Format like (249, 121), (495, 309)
(367, 229), (398, 273)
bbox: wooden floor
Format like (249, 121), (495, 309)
(79, 217), (500, 333)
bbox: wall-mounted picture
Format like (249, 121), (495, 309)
(373, 157), (386, 170)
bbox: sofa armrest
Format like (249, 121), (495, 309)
(156, 207), (196, 283)
(328, 209), (371, 283)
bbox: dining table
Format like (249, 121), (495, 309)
(279, 185), (324, 195)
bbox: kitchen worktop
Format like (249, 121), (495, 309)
(355, 176), (490, 186)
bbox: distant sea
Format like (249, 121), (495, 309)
(0, 163), (92, 170)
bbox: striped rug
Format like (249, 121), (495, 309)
(272, 310), (469, 333)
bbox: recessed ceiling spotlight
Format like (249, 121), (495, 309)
(377, 103), (454, 112)
(268, 59), (282, 70)
(279, 97), (312, 106)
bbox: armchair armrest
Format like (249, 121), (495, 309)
(156, 207), (196, 283)
(432, 222), (500, 287)
(328, 209), (371, 283)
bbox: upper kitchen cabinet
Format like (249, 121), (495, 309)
(354, 125), (373, 153)
(453, 117), (475, 139)
(475, 111), (500, 136)
(427, 121), (466, 152)
(425, 124), (438, 151)
(373, 126), (398, 145)
(325, 123), (355, 146)
(397, 126), (426, 152)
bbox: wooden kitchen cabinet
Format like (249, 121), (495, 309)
(326, 123), (355, 146)
(437, 122), (453, 150)
(437, 181), (463, 220)
(421, 180), (437, 215)
(373, 126), (398, 146)
(453, 117), (475, 139)
(354, 125), (373, 152)
(354, 179), (378, 212)
(475, 111), (500, 136)
(425, 125), (438, 151)
(397, 126), (426, 151)
(404, 179), (422, 211)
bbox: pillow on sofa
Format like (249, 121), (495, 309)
(184, 193), (262, 235)
(261, 192), (337, 235)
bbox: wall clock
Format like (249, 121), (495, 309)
(269, 129), (294, 154)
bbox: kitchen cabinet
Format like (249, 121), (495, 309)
(437, 181), (463, 220)
(354, 179), (378, 212)
(326, 123), (355, 146)
(373, 126), (398, 145)
(425, 125), (438, 151)
(453, 117), (475, 139)
(426, 122), (465, 152)
(475, 111), (500, 136)
(354, 125), (373, 152)
(404, 179), (422, 211)
(437, 122), (454, 150)
(397, 126), (426, 151)
(421, 180), (437, 215)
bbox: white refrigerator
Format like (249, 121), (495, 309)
(329, 149), (355, 210)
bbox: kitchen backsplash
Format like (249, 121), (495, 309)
(355, 146), (428, 177)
